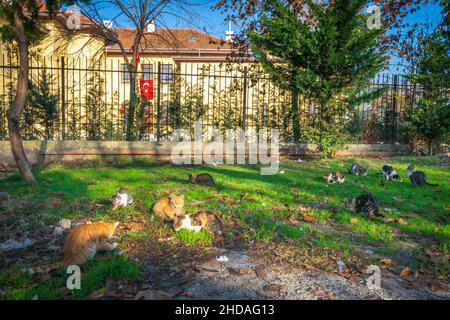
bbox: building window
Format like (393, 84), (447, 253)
(121, 64), (130, 83)
(142, 64), (153, 80)
(161, 63), (173, 84)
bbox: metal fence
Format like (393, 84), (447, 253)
(0, 56), (421, 143)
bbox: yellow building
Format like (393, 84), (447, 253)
(0, 10), (291, 140)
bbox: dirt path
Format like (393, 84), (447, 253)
(150, 249), (449, 300)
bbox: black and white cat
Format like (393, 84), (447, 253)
(111, 188), (134, 210)
(324, 171), (345, 184)
(381, 164), (401, 181)
(406, 164), (438, 187)
(348, 163), (368, 176)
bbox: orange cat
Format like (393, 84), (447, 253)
(29, 221), (119, 274)
(153, 194), (185, 222)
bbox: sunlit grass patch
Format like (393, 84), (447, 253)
(71, 254), (142, 299)
(174, 229), (213, 246)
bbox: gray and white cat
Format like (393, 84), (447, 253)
(381, 164), (401, 181)
(324, 171), (345, 184)
(111, 188), (133, 210)
(348, 163), (368, 176)
(348, 192), (381, 217)
(406, 164), (438, 187)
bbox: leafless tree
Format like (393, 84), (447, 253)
(73, 0), (211, 140)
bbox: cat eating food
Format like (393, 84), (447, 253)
(349, 192), (381, 217)
(29, 221), (119, 274)
(381, 164), (401, 181)
(153, 194), (185, 222)
(348, 163), (368, 176)
(189, 173), (215, 186)
(406, 164), (438, 186)
(111, 188), (133, 210)
(174, 210), (223, 235)
(323, 171), (345, 184)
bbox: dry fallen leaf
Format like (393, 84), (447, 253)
(397, 218), (407, 225)
(176, 292), (194, 298)
(263, 284), (285, 292)
(288, 214), (301, 226)
(379, 258), (393, 266)
(227, 267), (254, 275)
(431, 283), (448, 293)
(303, 213), (316, 223)
(88, 287), (106, 299)
(179, 269), (197, 284)
(255, 265), (267, 280)
(350, 218), (358, 224)
(400, 267), (412, 278)
(393, 196), (405, 202)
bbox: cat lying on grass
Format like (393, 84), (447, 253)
(174, 210), (223, 235)
(111, 188), (133, 210)
(348, 163), (368, 176)
(153, 194), (185, 222)
(189, 173), (215, 186)
(323, 171), (345, 184)
(344, 192), (382, 218)
(28, 221), (119, 274)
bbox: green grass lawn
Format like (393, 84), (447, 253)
(0, 156), (448, 299)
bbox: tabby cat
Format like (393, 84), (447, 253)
(153, 194), (185, 222)
(323, 171), (345, 184)
(174, 210), (223, 235)
(349, 192), (381, 217)
(348, 163), (368, 176)
(29, 221), (119, 274)
(111, 188), (133, 210)
(381, 164), (400, 181)
(406, 164), (438, 186)
(189, 173), (215, 186)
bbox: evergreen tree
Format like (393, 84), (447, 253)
(403, 5), (450, 155)
(247, 0), (387, 156)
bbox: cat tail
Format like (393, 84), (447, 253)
(27, 261), (64, 275)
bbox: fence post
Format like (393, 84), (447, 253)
(391, 74), (398, 144)
(242, 66), (248, 131)
(60, 57), (66, 140)
(156, 62), (161, 141)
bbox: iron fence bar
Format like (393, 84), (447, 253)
(156, 61), (161, 141)
(60, 57), (66, 140)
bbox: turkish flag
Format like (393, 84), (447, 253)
(140, 79), (153, 101)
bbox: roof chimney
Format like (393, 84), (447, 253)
(147, 20), (156, 33)
(225, 20), (234, 41)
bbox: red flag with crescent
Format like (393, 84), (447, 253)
(139, 78), (153, 101)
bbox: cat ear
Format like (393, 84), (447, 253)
(114, 221), (119, 228)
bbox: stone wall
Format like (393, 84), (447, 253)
(0, 141), (411, 167)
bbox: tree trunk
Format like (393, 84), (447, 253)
(291, 86), (300, 142)
(7, 6), (36, 183)
(428, 141), (433, 156)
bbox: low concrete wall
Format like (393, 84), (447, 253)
(0, 140), (411, 166)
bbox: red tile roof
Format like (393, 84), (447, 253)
(108, 28), (232, 53)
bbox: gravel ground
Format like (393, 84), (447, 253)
(173, 249), (449, 300)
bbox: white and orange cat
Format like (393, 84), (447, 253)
(29, 221), (119, 274)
